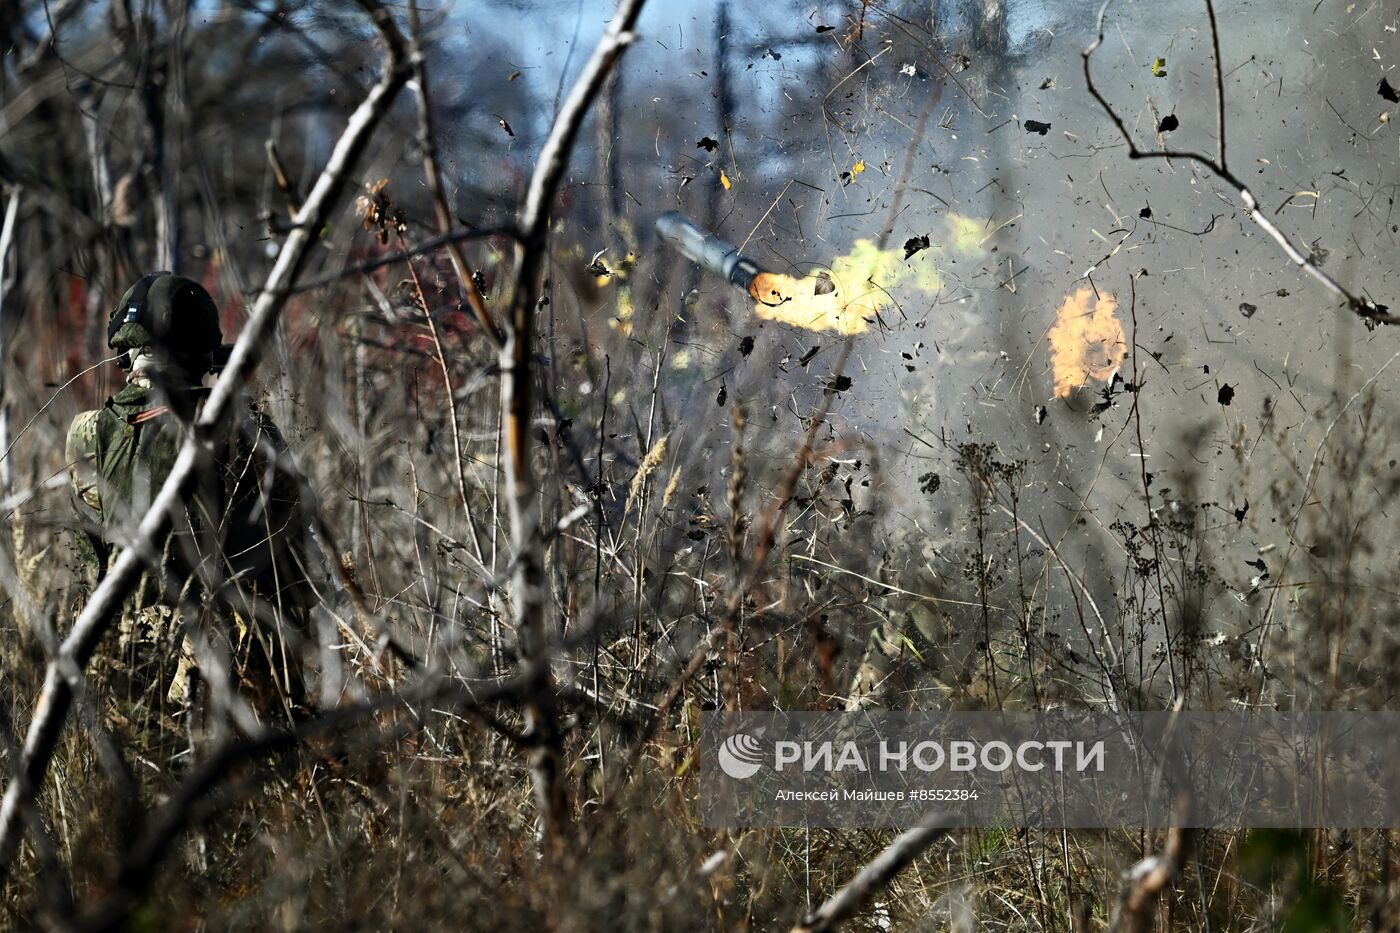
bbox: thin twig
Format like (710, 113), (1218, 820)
(1082, 0), (1398, 328)
(398, 235), (488, 564)
(268, 225), (520, 296)
(406, 0), (504, 348)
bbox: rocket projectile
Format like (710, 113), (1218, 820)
(655, 212), (764, 292)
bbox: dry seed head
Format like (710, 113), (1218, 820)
(661, 467), (682, 510)
(626, 432), (669, 512)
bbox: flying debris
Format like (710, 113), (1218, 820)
(587, 249), (611, 278)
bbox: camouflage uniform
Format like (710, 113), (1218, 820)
(66, 273), (309, 749)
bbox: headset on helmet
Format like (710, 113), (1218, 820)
(108, 272), (225, 370)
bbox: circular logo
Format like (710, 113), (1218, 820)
(718, 732), (765, 780)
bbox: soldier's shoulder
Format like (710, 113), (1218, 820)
(66, 409), (103, 459)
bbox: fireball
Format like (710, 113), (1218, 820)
(1048, 286), (1126, 398)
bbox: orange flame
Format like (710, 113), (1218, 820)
(1048, 286), (1126, 398)
(747, 272), (874, 335)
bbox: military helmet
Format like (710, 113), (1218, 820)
(107, 272), (223, 363)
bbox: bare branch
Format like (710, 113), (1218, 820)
(791, 812), (953, 933)
(0, 187), (21, 496)
(16, 0), (83, 74)
(258, 225), (521, 297)
(263, 139), (303, 217)
(406, 0), (504, 349)
(1109, 793), (1194, 933)
(1203, 0), (1226, 171)
(0, 0), (414, 876)
(405, 1), (492, 567)
(501, 0), (647, 849)
(1082, 0), (1399, 328)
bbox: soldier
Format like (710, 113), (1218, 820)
(66, 272), (310, 751)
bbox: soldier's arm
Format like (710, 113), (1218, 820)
(65, 410), (110, 574)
